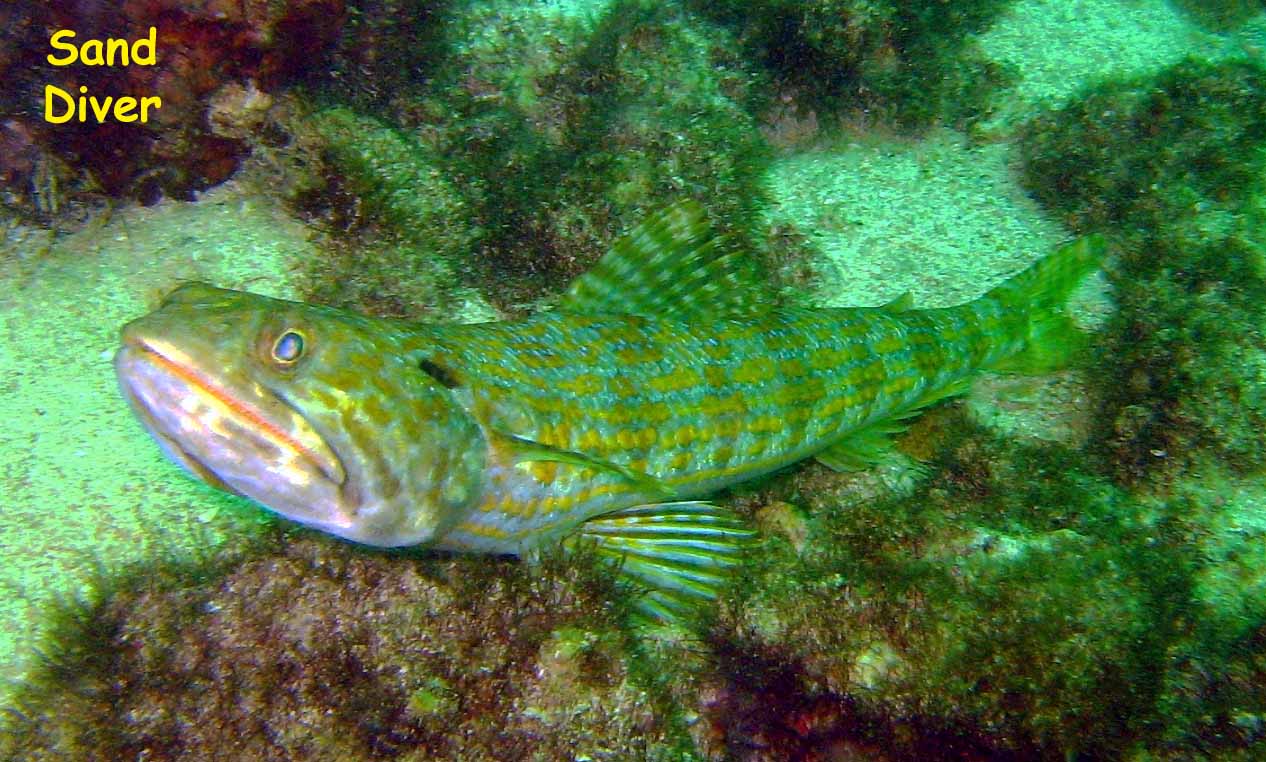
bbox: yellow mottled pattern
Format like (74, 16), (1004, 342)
(411, 296), (1020, 542)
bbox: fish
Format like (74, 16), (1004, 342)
(114, 202), (1103, 623)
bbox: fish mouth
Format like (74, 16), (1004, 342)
(115, 352), (237, 494)
(114, 337), (347, 491)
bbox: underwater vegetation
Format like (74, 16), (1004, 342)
(0, 531), (711, 761)
(1, 0), (1025, 307)
(366, 0), (773, 309)
(1168, 0), (1266, 31)
(275, 0), (1025, 315)
(1003, 57), (1266, 759)
(686, 0), (1016, 128)
(276, 105), (479, 320)
(11, 418), (1262, 760)
(717, 411), (1204, 760)
(221, 0), (778, 315)
(6, 3), (1266, 762)
(317, 0), (453, 114)
(1019, 57), (1266, 484)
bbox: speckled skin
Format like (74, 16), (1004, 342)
(116, 284), (488, 548)
(419, 301), (1013, 551)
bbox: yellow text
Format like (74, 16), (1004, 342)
(47, 27), (157, 67)
(45, 85), (162, 124)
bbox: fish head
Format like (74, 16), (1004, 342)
(114, 282), (486, 547)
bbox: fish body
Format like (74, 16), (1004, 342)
(423, 303), (998, 551)
(115, 204), (1101, 620)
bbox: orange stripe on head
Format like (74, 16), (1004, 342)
(139, 342), (345, 485)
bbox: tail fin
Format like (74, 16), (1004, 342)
(985, 235), (1105, 374)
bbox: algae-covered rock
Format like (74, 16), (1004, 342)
(0, 535), (705, 761)
(253, 1), (771, 313)
(0, 0), (345, 206)
(415, 0), (771, 308)
(1148, 479), (1266, 758)
(318, 0), (451, 114)
(1018, 58), (1266, 236)
(278, 105), (481, 320)
(11, 347), (1254, 755)
(687, 0), (1015, 128)
(711, 413), (1265, 760)
(721, 429), (1157, 757)
(1019, 58), (1266, 482)
(1169, 0), (1265, 31)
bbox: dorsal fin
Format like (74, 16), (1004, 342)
(881, 291), (914, 312)
(559, 201), (769, 320)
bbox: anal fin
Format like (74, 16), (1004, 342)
(566, 501), (757, 625)
(815, 418), (911, 471)
(815, 377), (973, 472)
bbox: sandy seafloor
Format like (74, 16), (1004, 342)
(0, 0), (1257, 701)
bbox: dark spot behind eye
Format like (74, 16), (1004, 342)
(418, 358), (460, 389)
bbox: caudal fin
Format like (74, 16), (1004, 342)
(985, 235), (1105, 374)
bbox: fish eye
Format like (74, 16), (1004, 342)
(271, 330), (306, 365)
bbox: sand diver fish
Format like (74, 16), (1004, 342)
(114, 203), (1102, 623)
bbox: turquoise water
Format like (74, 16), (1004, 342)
(1, 0), (1264, 759)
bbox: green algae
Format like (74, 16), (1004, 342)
(7, 3), (1266, 760)
(1169, 0), (1265, 31)
(415, 0), (772, 309)
(405, 677), (457, 720)
(1019, 57), (1266, 483)
(687, 0), (1015, 128)
(319, 0), (453, 114)
(254, 1), (773, 315)
(719, 408), (1264, 759)
(1150, 479), (1266, 756)
(0, 534), (706, 761)
(278, 105), (480, 320)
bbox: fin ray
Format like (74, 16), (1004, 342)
(492, 429), (673, 498)
(986, 235), (1105, 374)
(816, 418), (911, 472)
(881, 291), (914, 312)
(560, 202), (769, 320)
(566, 501), (757, 625)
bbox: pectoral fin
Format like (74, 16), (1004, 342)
(492, 429), (673, 499)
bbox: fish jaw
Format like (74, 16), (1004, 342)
(114, 332), (356, 535)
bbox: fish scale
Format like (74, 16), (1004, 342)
(420, 299), (1004, 544)
(114, 202), (1102, 623)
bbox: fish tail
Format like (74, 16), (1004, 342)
(983, 235), (1105, 374)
